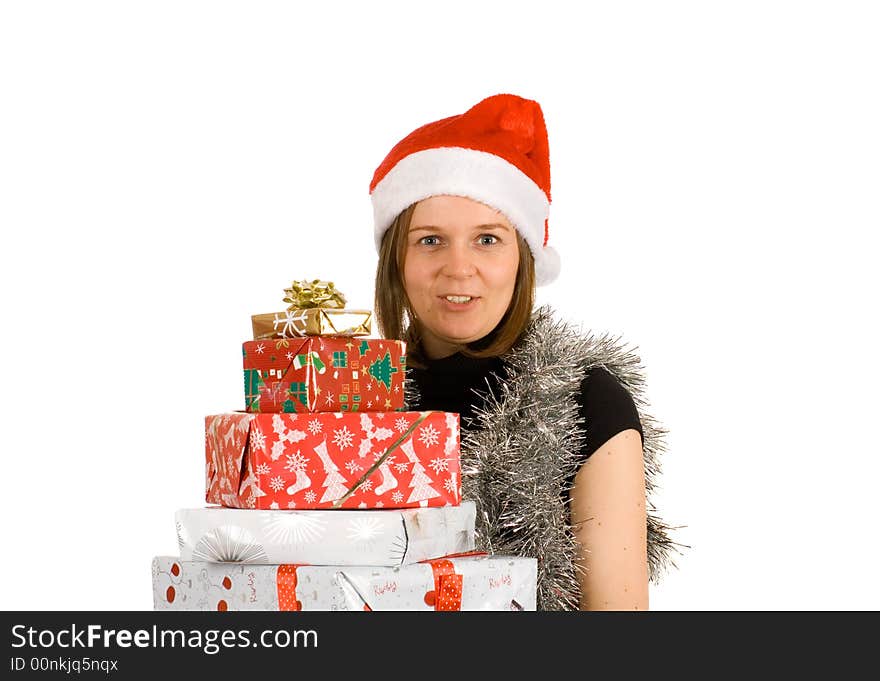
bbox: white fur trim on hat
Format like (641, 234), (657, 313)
(371, 147), (560, 286)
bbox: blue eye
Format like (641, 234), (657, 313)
(479, 235), (498, 245)
(419, 236), (440, 246)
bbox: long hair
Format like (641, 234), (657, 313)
(374, 202), (536, 368)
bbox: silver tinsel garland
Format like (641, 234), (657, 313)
(407, 305), (684, 611)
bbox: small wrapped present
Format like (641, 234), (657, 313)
(252, 309), (372, 339)
(243, 336), (406, 413)
(152, 553), (538, 611)
(205, 411), (461, 510)
(251, 279), (371, 339)
(175, 501), (476, 566)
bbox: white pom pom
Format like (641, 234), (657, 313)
(534, 244), (561, 286)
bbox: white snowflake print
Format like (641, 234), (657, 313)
(394, 461), (409, 474)
(373, 453), (395, 466)
(345, 460), (362, 474)
(391, 490), (403, 504)
(359, 480), (374, 493)
(287, 501), (296, 509)
(262, 512), (325, 545)
(393, 384), (400, 393)
(304, 491), (316, 503)
(332, 426), (354, 450)
(250, 427), (266, 452)
(307, 419), (323, 435)
(366, 400), (373, 408)
(324, 390), (335, 406)
(256, 463), (271, 476)
(346, 517), (384, 543)
(429, 457), (449, 474)
(375, 501), (384, 508)
(375, 412), (385, 420)
(286, 352), (294, 361)
(269, 501), (279, 510)
(395, 417), (409, 433)
(255, 343), (266, 354)
(443, 477), (458, 495)
(269, 476), (285, 492)
(418, 424), (440, 447)
(284, 450), (309, 473)
(366, 382), (374, 392)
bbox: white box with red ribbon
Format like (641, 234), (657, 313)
(152, 553), (537, 611)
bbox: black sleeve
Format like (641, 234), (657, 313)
(577, 366), (643, 460)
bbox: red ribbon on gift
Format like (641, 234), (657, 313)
(420, 551), (488, 611)
(277, 565), (304, 611)
(421, 551), (487, 611)
(423, 559), (462, 611)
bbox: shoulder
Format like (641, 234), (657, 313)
(580, 366), (636, 405)
(577, 366), (643, 458)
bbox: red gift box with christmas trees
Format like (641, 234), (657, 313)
(243, 336), (407, 414)
(205, 410), (461, 510)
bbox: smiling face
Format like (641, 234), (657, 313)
(402, 195), (521, 359)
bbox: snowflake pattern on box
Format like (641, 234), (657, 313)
(242, 337), (406, 414)
(205, 411), (461, 510)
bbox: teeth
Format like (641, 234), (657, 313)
(446, 296), (472, 303)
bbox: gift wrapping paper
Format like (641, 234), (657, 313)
(243, 336), (405, 414)
(205, 410), (461, 510)
(175, 501), (476, 566)
(251, 309), (372, 339)
(152, 554), (537, 611)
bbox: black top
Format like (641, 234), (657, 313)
(409, 353), (643, 479)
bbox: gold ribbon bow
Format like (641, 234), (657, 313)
(283, 279), (347, 310)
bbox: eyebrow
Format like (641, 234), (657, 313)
(409, 223), (512, 233)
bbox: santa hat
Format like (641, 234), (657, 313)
(369, 93), (561, 286)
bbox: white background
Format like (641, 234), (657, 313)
(1, 1), (878, 611)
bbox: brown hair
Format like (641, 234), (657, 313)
(374, 202), (535, 368)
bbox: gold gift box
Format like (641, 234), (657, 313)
(252, 309), (373, 339)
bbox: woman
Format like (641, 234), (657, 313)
(369, 93), (677, 611)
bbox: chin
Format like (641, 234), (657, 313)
(434, 321), (483, 338)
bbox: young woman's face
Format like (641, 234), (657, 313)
(403, 195), (520, 359)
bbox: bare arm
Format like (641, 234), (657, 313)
(569, 428), (649, 610)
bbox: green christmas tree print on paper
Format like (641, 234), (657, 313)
(367, 351), (398, 391)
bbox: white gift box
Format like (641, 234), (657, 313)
(174, 501), (476, 566)
(152, 553), (537, 611)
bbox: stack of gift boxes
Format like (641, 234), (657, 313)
(151, 280), (537, 611)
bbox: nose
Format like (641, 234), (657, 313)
(440, 241), (477, 278)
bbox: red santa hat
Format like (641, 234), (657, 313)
(369, 93), (561, 286)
